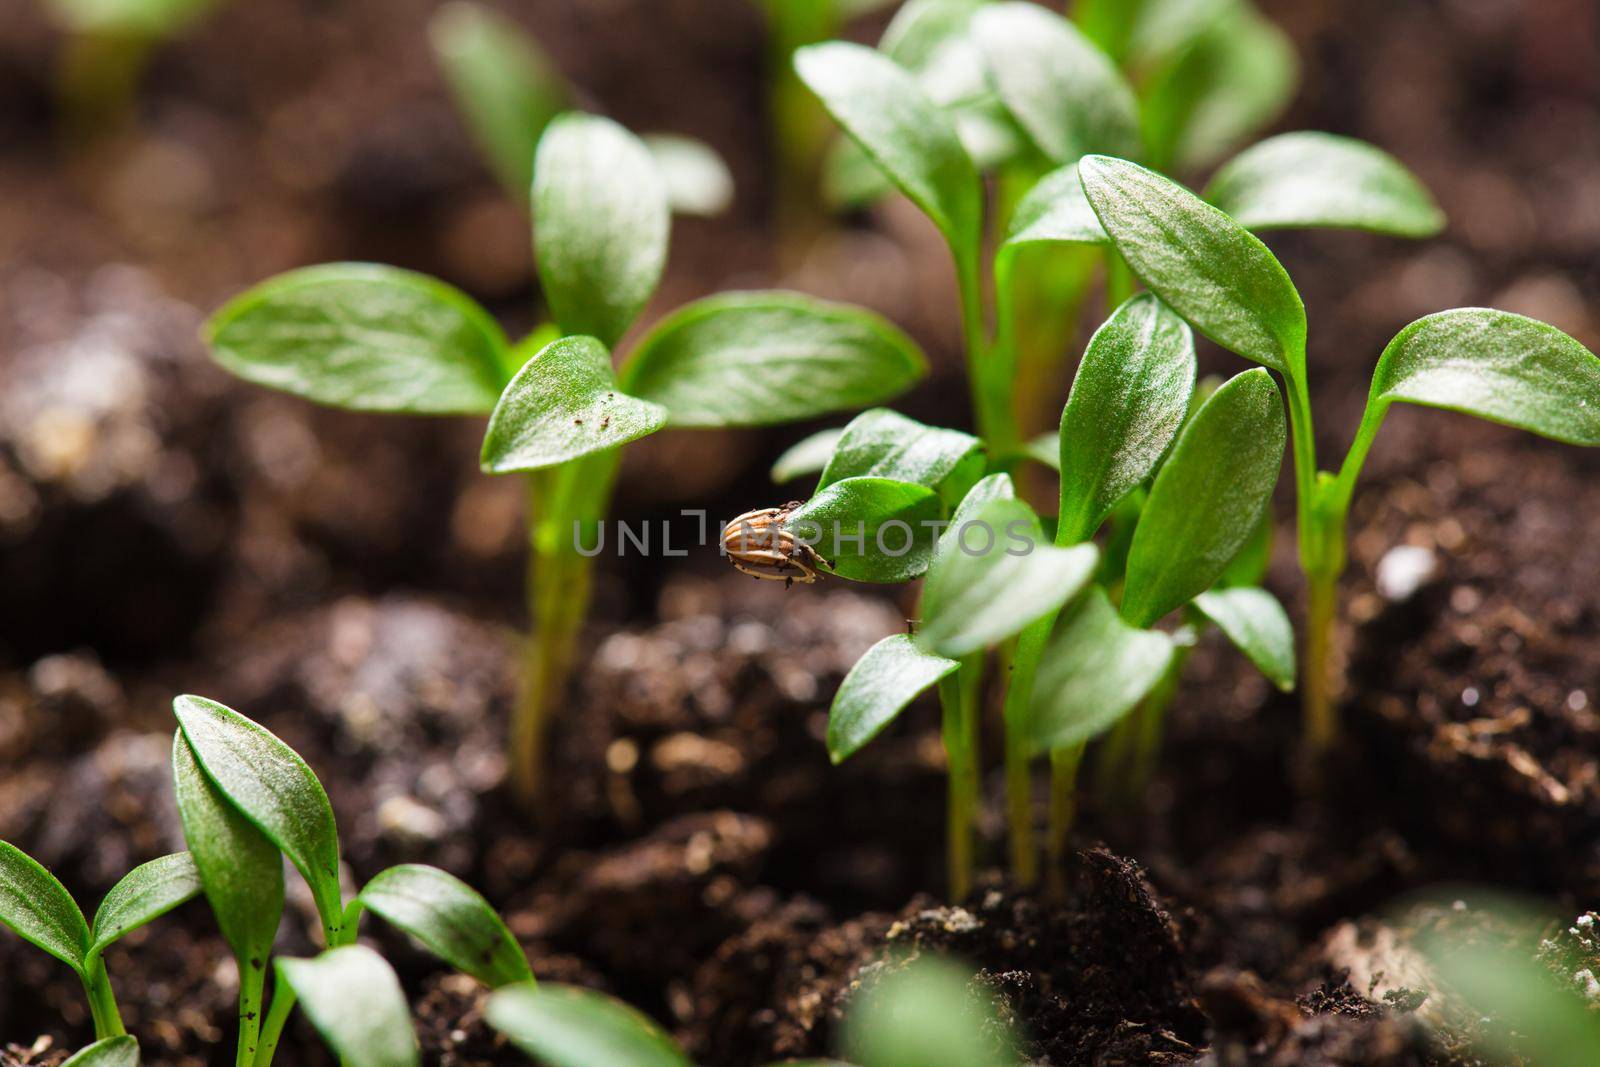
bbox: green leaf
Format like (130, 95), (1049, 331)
(430, 2), (568, 201)
(1004, 164), (1107, 250)
(171, 733), (283, 973)
(919, 500), (1098, 657)
(621, 293), (926, 427)
(61, 1036), (139, 1067)
(359, 864), (531, 989)
(479, 336), (667, 473)
(277, 946), (419, 1067)
(90, 852), (201, 958)
(786, 477), (942, 583)
(972, 3), (1139, 164)
(843, 956), (1020, 1067)
(1193, 587), (1295, 690)
(1218, 507), (1273, 588)
(486, 982), (692, 1067)
(795, 41), (982, 261)
(1080, 155), (1306, 375)
(879, 0), (987, 72)
(828, 634), (960, 763)
(533, 113), (669, 348)
(0, 841), (89, 974)
(816, 409), (980, 494)
(46, 0), (215, 36)
(1022, 433), (1059, 471)
(173, 695), (344, 944)
(1121, 369), (1286, 628)
(1139, 3), (1297, 171)
(772, 428), (847, 485)
(1029, 587), (1174, 754)
(1205, 132), (1444, 237)
(642, 134), (735, 217)
(205, 263), (512, 414)
(1057, 293), (1196, 544)
(1368, 310), (1600, 446)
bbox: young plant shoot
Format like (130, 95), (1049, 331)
(205, 111), (925, 807)
(1077, 154), (1600, 747)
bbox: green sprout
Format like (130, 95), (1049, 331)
(204, 111), (926, 807)
(42, 0), (225, 131)
(1077, 154), (1600, 748)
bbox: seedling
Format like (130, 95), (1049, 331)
(1077, 154), (1600, 747)
(431, 2), (733, 217)
(205, 111), (925, 806)
(42, 0), (225, 130)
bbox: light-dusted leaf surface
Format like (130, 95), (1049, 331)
(622, 293), (925, 427)
(480, 336), (666, 473)
(1121, 369), (1286, 628)
(919, 499), (1098, 658)
(1004, 164), (1107, 249)
(0, 841), (88, 973)
(206, 264), (511, 414)
(430, 2), (568, 200)
(1057, 293), (1195, 544)
(878, 0), (986, 71)
(1080, 155), (1306, 374)
(533, 113), (669, 348)
(972, 3), (1139, 164)
(90, 852), (201, 957)
(360, 864), (532, 988)
(171, 733), (283, 970)
(1029, 587), (1174, 754)
(772, 428), (846, 484)
(61, 1035), (139, 1067)
(795, 42), (982, 259)
(278, 946), (419, 1067)
(786, 477), (942, 583)
(842, 956), (1020, 1067)
(643, 134), (735, 216)
(1218, 507), (1274, 588)
(828, 634), (960, 763)
(1205, 132), (1444, 236)
(174, 695), (344, 943)
(1193, 587), (1295, 690)
(817, 409), (980, 493)
(1369, 310), (1600, 445)
(487, 983), (692, 1067)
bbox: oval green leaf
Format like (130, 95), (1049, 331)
(828, 634), (960, 763)
(795, 41), (982, 261)
(843, 956), (1021, 1067)
(0, 840), (88, 974)
(878, 0), (987, 72)
(1121, 369), (1286, 628)
(1079, 155), (1306, 375)
(786, 477), (942, 583)
(642, 134), (735, 217)
(359, 864), (531, 989)
(174, 695), (344, 944)
(206, 263), (512, 414)
(61, 1036), (139, 1067)
(919, 499), (1099, 658)
(1370, 309), (1600, 446)
(172, 733), (283, 973)
(972, 3), (1139, 164)
(486, 982), (692, 1067)
(480, 336), (667, 473)
(533, 112), (669, 348)
(1004, 164), (1107, 250)
(1029, 587), (1175, 754)
(1193, 586), (1295, 691)
(771, 428), (847, 485)
(620, 292), (926, 428)
(1057, 293), (1196, 544)
(430, 2), (568, 201)
(90, 852), (202, 958)
(1204, 132), (1444, 237)
(816, 409), (980, 494)
(277, 945), (419, 1067)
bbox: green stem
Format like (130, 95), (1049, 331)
(1046, 743), (1084, 896)
(1000, 622), (1049, 886)
(958, 250), (1016, 458)
(59, 30), (151, 135)
(1125, 635), (1194, 792)
(254, 978), (295, 1067)
(938, 657), (981, 900)
(232, 952), (267, 1067)
(80, 955), (125, 1039)
(1303, 566), (1340, 750)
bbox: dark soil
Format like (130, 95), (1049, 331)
(3, 0), (1600, 1064)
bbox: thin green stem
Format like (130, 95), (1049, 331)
(80, 955), (125, 1040)
(958, 250), (1017, 458)
(1046, 743), (1084, 896)
(938, 659), (980, 901)
(1000, 622), (1049, 887)
(1126, 636), (1194, 792)
(1303, 566), (1340, 749)
(232, 952), (267, 1067)
(59, 30), (151, 136)
(254, 978), (295, 1067)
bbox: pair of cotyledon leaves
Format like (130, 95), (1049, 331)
(206, 112), (926, 474)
